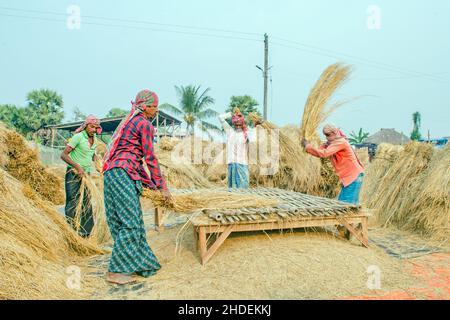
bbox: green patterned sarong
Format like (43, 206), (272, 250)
(104, 168), (161, 277)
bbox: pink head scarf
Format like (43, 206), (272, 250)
(232, 113), (248, 141)
(75, 115), (102, 135)
(323, 124), (348, 140)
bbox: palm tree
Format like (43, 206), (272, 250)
(225, 95), (261, 127)
(349, 128), (370, 144)
(160, 85), (221, 139)
(410, 111), (422, 141)
(26, 89), (64, 131)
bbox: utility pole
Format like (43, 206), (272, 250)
(263, 33), (269, 120)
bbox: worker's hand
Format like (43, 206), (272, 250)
(160, 189), (173, 204)
(74, 165), (86, 177)
(301, 139), (308, 148)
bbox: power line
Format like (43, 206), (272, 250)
(0, 6), (262, 37)
(271, 36), (450, 84)
(271, 41), (450, 85)
(0, 12), (263, 43)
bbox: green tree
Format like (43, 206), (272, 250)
(225, 95), (261, 127)
(159, 85), (220, 138)
(410, 111), (422, 141)
(26, 89), (64, 131)
(106, 107), (128, 118)
(72, 106), (87, 121)
(0, 104), (20, 130)
(348, 128), (370, 144)
(0, 104), (34, 135)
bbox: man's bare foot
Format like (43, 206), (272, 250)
(106, 272), (136, 285)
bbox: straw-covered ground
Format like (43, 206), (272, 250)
(80, 210), (448, 300)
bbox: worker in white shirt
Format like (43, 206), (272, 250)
(218, 108), (262, 189)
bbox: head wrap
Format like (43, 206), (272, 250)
(102, 90), (158, 172)
(232, 113), (248, 141)
(75, 115), (102, 135)
(323, 123), (347, 140)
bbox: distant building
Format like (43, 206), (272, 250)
(365, 128), (410, 145)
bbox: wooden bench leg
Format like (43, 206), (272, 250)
(361, 216), (369, 245)
(198, 227), (207, 263)
(201, 225), (234, 265)
(155, 207), (165, 231)
(337, 217), (369, 248)
(193, 226), (199, 250)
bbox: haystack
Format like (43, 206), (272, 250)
(155, 136), (214, 189)
(0, 168), (104, 299)
(0, 123), (64, 204)
(402, 144), (450, 241)
(360, 143), (404, 207)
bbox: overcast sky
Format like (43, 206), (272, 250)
(1, 0), (449, 138)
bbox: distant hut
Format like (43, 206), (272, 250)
(365, 128), (410, 145)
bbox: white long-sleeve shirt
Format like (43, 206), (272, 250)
(219, 112), (255, 165)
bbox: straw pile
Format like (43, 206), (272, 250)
(0, 168), (104, 299)
(355, 147), (370, 167)
(407, 144), (450, 241)
(0, 124), (64, 204)
(0, 124), (9, 167)
(142, 189), (280, 213)
(361, 141), (449, 242)
(373, 142), (433, 227)
(155, 137), (214, 189)
(360, 143), (404, 207)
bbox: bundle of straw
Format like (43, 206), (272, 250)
(158, 136), (180, 151)
(300, 63), (352, 142)
(142, 189), (280, 213)
(73, 174), (111, 245)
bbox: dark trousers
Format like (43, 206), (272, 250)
(64, 169), (94, 237)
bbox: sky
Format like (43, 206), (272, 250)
(0, 0), (449, 138)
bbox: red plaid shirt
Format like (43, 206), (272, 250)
(104, 113), (167, 190)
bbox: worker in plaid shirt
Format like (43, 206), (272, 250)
(103, 89), (171, 285)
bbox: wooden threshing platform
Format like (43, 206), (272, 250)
(155, 187), (369, 265)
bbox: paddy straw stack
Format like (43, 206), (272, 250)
(0, 168), (104, 299)
(360, 143), (404, 208)
(142, 189), (280, 213)
(407, 143), (450, 241)
(0, 124), (64, 204)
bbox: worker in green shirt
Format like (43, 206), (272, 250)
(60, 115), (102, 237)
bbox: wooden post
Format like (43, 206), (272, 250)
(51, 128), (55, 148)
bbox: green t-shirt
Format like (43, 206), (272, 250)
(68, 131), (97, 173)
